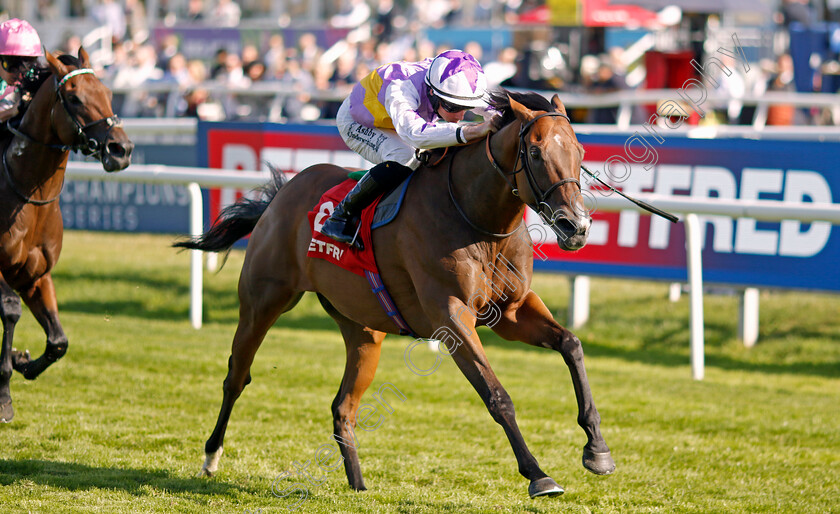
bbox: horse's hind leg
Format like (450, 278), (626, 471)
(318, 294), (384, 491)
(199, 279), (303, 478)
(0, 279), (22, 422)
(491, 291), (615, 476)
(10, 273), (68, 381)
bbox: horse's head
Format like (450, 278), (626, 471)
(503, 93), (590, 251)
(44, 48), (133, 172)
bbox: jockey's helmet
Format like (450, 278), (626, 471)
(425, 49), (487, 109)
(0, 19), (43, 57)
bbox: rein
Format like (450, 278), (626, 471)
(485, 110), (679, 225)
(447, 156), (523, 238)
(2, 149), (63, 205)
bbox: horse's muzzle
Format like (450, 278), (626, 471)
(101, 137), (134, 172)
(553, 215), (590, 251)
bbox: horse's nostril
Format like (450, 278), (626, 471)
(555, 217), (578, 234)
(107, 142), (126, 158)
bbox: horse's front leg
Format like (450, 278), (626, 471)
(491, 290), (615, 476)
(11, 273), (68, 380)
(433, 303), (564, 498)
(0, 279), (22, 422)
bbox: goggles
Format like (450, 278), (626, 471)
(438, 98), (469, 113)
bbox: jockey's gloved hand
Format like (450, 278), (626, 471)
(462, 114), (502, 142)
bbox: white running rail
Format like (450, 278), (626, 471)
(65, 162), (840, 379)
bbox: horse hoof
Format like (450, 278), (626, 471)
(528, 477), (564, 498)
(198, 447), (223, 477)
(11, 350), (35, 380)
(583, 448), (616, 475)
(0, 400), (13, 423)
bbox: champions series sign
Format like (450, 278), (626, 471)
(197, 122), (838, 292)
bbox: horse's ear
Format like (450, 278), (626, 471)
(78, 46), (90, 67)
(508, 95), (536, 122)
(45, 50), (68, 79)
(551, 94), (568, 116)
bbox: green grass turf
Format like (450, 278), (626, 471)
(0, 231), (837, 513)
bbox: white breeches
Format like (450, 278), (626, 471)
(336, 98), (422, 170)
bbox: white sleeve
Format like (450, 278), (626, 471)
(382, 79), (459, 149)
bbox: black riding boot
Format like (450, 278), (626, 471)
(320, 161), (413, 250)
(320, 172), (386, 249)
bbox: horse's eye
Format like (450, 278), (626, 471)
(68, 95), (83, 106)
(529, 146), (541, 160)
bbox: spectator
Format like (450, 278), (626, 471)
(210, 48), (228, 79)
(209, 0), (241, 27)
(111, 44), (164, 117)
(158, 33), (180, 71)
(589, 59), (621, 124)
(295, 32), (322, 75)
(264, 34), (286, 76)
(91, 0), (127, 42)
(163, 52), (191, 88)
(183, 0), (206, 23)
(61, 32), (82, 56)
(777, 0), (816, 27)
(267, 56), (315, 122)
(124, 0), (148, 43)
(712, 54), (746, 125)
(766, 53), (800, 125)
(330, 0), (372, 43)
(373, 0), (396, 43)
(483, 46), (518, 87)
(235, 60), (270, 120)
(241, 44), (260, 69)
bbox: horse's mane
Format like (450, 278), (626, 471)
(487, 88), (555, 127)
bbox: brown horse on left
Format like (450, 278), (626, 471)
(0, 48), (133, 422)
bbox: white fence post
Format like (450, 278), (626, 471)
(188, 182), (203, 329)
(739, 288), (760, 347)
(568, 275), (590, 329)
(684, 214), (705, 380)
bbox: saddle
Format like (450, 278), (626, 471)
(306, 172), (418, 336)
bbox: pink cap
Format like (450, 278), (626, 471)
(0, 19), (42, 57)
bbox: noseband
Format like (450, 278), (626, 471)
(8, 68), (122, 159)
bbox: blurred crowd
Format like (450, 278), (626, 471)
(12, 0), (840, 126)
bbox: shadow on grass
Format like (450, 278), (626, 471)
(0, 459), (250, 497)
(479, 325), (840, 379)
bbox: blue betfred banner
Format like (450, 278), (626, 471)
(197, 122), (840, 292)
(60, 144), (196, 234)
(64, 121), (840, 292)
(530, 135), (840, 291)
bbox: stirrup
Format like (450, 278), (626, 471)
(348, 222), (364, 251)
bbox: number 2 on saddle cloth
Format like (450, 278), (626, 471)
(307, 175), (417, 336)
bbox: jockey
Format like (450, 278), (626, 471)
(321, 48), (501, 248)
(0, 18), (42, 123)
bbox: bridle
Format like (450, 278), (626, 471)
(491, 111), (581, 222)
(448, 110), (582, 239)
(8, 68), (122, 159)
(3, 68), (122, 205)
(449, 108), (679, 235)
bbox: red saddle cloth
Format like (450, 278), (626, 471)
(306, 178), (381, 277)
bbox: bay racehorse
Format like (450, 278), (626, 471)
(177, 90), (615, 498)
(0, 48), (133, 422)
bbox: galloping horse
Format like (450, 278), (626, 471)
(178, 90), (615, 498)
(0, 48), (133, 422)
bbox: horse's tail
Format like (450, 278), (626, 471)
(173, 166), (288, 254)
